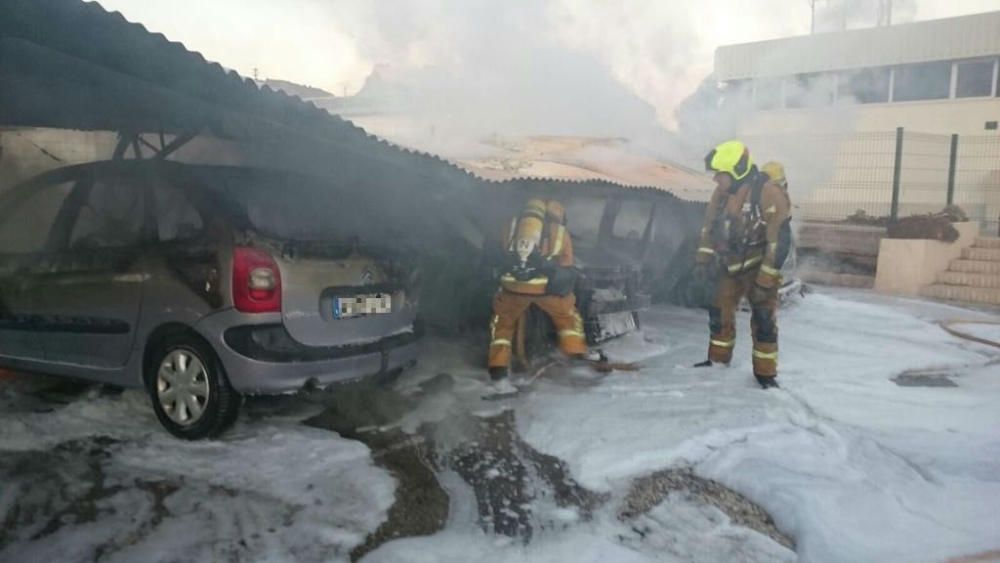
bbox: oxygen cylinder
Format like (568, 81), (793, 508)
(513, 199), (546, 267)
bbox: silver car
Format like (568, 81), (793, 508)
(0, 160), (420, 439)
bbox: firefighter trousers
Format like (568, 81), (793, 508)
(488, 290), (587, 369)
(706, 269), (779, 378)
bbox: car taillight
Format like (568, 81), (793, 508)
(233, 247), (281, 313)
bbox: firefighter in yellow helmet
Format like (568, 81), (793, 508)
(694, 142), (791, 389)
(761, 161), (792, 205)
(488, 198), (589, 382)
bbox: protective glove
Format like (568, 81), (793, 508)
(502, 252), (522, 273)
(512, 266), (538, 281)
(538, 257), (556, 276)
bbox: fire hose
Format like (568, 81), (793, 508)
(939, 320), (1000, 350)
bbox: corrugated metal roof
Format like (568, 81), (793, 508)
(0, 0), (707, 203)
(716, 11), (1000, 80)
(453, 136), (713, 202)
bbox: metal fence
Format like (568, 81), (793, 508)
(746, 129), (1000, 235)
(953, 134), (1000, 236)
(801, 131), (898, 223)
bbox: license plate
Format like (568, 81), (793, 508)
(334, 294), (392, 319)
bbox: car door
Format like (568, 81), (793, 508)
(25, 165), (149, 375)
(0, 173), (78, 363)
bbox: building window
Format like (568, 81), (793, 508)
(786, 73), (834, 108)
(720, 79), (752, 109)
(753, 77), (783, 110)
(837, 67), (891, 104)
(955, 59), (995, 98)
(892, 61), (951, 102)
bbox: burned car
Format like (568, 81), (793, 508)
(0, 160), (419, 439)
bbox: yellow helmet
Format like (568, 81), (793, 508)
(761, 161), (786, 187)
(704, 140), (753, 181)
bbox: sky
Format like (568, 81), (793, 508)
(95, 0), (1000, 133)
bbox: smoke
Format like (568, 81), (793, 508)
(813, 0), (918, 31)
(329, 1), (673, 157)
(327, 0), (876, 215)
(316, 0), (841, 160)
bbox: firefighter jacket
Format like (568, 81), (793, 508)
(499, 210), (574, 295)
(696, 174), (791, 288)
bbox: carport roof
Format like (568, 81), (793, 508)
(0, 0), (469, 177)
(0, 0), (702, 202)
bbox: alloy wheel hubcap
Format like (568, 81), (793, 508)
(157, 349), (210, 426)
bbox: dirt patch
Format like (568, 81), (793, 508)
(450, 413), (535, 541)
(346, 427), (448, 562)
(0, 436), (185, 557)
(1, 436), (122, 546)
(305, 378), (607, 551)
(893, 372), (958, 387)
(448, 410), (607, 541)
(619, 467), (794, 549)
(304, 384), (450, 562)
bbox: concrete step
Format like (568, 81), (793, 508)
(962, 247), (1000, 261)
(937, 271), (1000, 288)
(921, 284), (1000, 305)
(950, 259), (1000, 274)
(973, 237), (1000, 249)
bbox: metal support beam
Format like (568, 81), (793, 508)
(112, 131), (134, 160)
(946, 134), (958, 206)
(112, 129), (200, 161)
(153, 129), (199, 160)
(890, 127), (904, 223)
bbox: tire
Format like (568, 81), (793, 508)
(145, 332), (241, 440)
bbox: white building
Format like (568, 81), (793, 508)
(715, 11), (1000, 135)
(714, 12), (1000, 231)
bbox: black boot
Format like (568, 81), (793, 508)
(755, 375), (779, 389)
(693, 360), (713, 368)
(489, 367), (509, 381)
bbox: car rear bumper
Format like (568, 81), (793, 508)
(222, 338), (418, 395)
(195, 313), (420, 394)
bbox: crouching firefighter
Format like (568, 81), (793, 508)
(488, 198), (594, 382)
(693, 141), (791, 389)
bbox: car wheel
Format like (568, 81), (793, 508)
(146, 333), (240, 440)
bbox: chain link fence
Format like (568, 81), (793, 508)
(747, 129), (999, 235)
(954, 135), (1000, 236)
(801, 131), (898, 223)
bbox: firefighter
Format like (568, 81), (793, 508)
(488, 198), (590, 383)
(693, 142), (791, 389)
(760, 160), (794, 270)
(761, 160), (791, 206)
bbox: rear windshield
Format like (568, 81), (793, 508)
(563, 196), (605, 245)
(211, 170), (375, 242)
